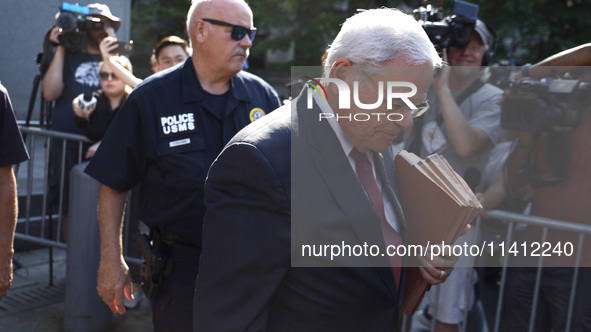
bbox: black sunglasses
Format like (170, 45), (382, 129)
(99, 72), (118, 81)
(202, 18), (257, 41)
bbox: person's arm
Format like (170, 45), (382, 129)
(431, 60), (493, 158)
(193, 142), (290, 331)
(527, 43), (591, 79)
(475, 175), (507, 219)
(85, 141), (101, 159)
(99, 37), (142, 88)
(96, 184), (133, 315)
(435, 81), (492, 158)
(42, 27), (66, 101)
(0, 166), (17, 299)
(477, 175), (506, 210)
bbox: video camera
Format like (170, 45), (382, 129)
(501, 77), (590, 133)
(413, 0), (479, 53)
(55, 2), (104, 50)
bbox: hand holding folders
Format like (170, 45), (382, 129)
(394, 150), (482, 315)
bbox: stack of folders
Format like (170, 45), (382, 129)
(393, 150), (482, 315)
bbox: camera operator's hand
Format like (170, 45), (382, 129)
(100, 36), (119, 60)
(42, 27), (67, 101)
(105, 26), (116, 38)
(432, 49), (451, 93)
(48, 26), (63, 46)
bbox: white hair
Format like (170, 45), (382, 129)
(323, 8), (441, 77)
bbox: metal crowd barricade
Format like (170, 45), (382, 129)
(15, 125), (92, 291)
(16, 126), (90, 247)
(485, 210), (590, 332)
(402, 210), (591, 332)
(16, 125), (144, 330)
(15, 125), (141, 280)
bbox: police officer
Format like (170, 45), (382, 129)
(0, 83), (29, 300)
(84, 0), (281, 330)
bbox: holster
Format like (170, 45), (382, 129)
(136, 233), (168, 301)
(136, 229), (201, 301)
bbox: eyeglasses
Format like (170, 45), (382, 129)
(462, 45), (486, 54)
(99, 72), (118, 81)
(390, 100), (430, 118)
(202, 18), (257, 41)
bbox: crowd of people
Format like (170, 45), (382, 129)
(1, 0), (590, 331)
(406, 18), (503, 332)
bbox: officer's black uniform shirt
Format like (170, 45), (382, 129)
(85, 57), (281, 246)
(0, 83), (29, 166)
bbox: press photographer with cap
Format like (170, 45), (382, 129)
(41, 3), (122, 240)
(406, 19), (503, 332)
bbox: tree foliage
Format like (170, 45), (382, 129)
(248, 0), (413, 68)
(474, 0), (591, 64)
(129, 0), (591, 76)
(130, 0), (191, 78)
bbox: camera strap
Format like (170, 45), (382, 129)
(436, 79), (485, 126)
(408, 79), (485, 154)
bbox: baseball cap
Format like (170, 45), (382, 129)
(474, 19), (494, 50)
(88, 3), (121, 32)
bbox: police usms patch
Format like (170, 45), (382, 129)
(159, 112), (198, 137)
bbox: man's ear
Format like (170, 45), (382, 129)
(328, 58), (352, 93)
(194, 20), (207, 43)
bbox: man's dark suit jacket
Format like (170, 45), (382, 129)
(193, 90), (409, 332)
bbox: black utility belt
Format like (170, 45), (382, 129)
(146, 226), (201, 264)
(161, 242), (201, 264)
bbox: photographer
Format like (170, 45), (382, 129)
(41, 3), (121, 239)
(407, 19), (503, 332)
(501, 43), (591, 332)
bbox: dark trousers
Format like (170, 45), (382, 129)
(501, 266), (591, 332)
(151, 256), (199, 332)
